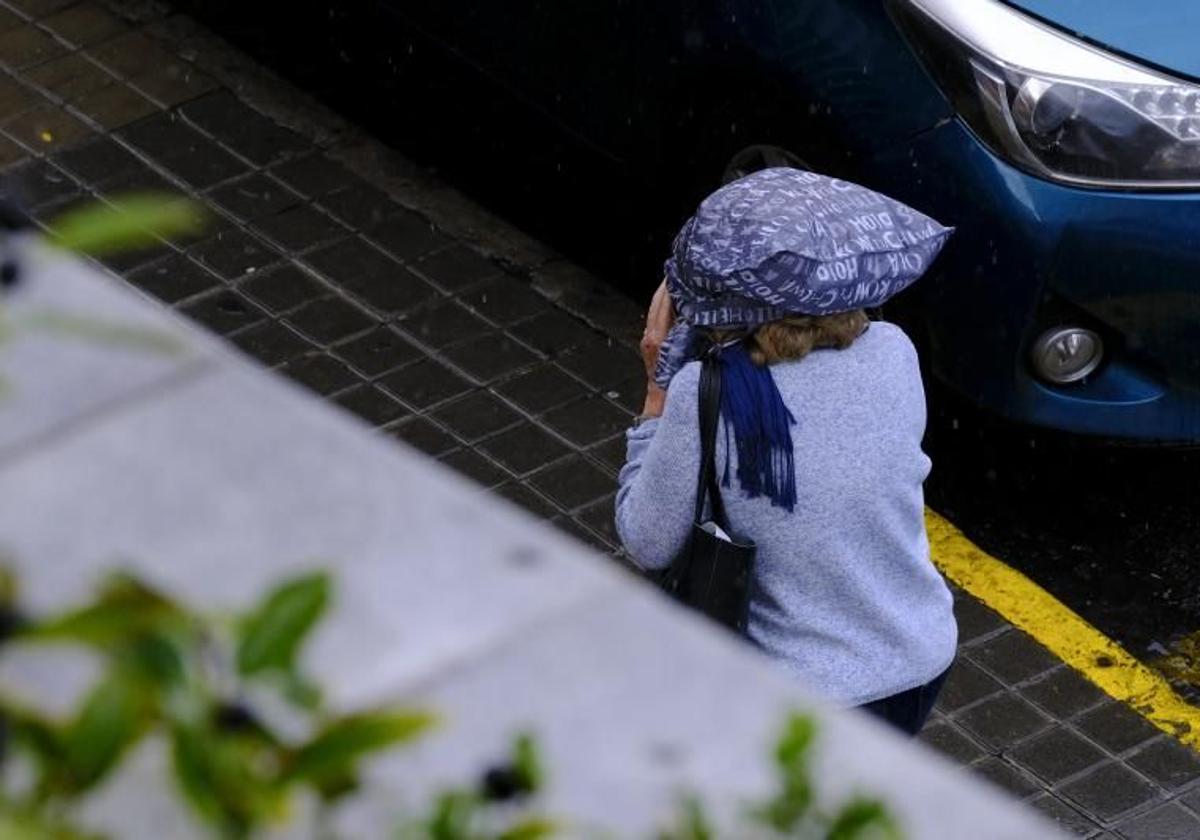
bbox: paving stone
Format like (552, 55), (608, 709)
(333, 384), (409, 427)
(52, 135), (143, 186)
(430, 390), (521, 443)
(304, 238), (436, 314)
(95, 165), (178, 199)
(41, 3), (129, 47)
(1115, 802), (1200, 840)
(438, 447), (509, 488)
(164, 137), (247, 189)
(397, 300), (490, 349)
(333, 326), (421, 376)
(207, 172), (299, 221)
(384, 417), (459, 458)
(528, 455), (617, 511)
(125, 253), (218, 303)
(318, 182), (401, 230)
(0, 71), (41, 115)
(1076, 703), (1162, 754)
(117, 110), (197, 157)
(577, 493), (619, 546)
(479, 422), (570, 476)
(442, 332), (539, 383)
(413, 243), (499, 291)
(1020, 668), (1109, 720)
(1177, 786), (1200, 813)
(1126, 738), (1200, 790)
(6, 0), (76, 15)
(87, 31), (175, 78)
(970, 757), (1042, 799)
(285, 296), (377, 345)
(541, 394), (633, 447)
(918, 721), (987, 765)
(229, 320), (312, 366)
(936, 661), (1005, 714)
(589, 434), (628, 473)
(278, 352), (360, 396)
(1027, 794), (1103, 837)
(2, 102), (93, 152)
(378, 358), (474, 410)
(238, 263), (327, 313)
(495, 482), (560, 520)
(606, 375), (648, 414)
(954, 592), (1009, 643)
(2, 158), (78, 209)
(95, 236), (175, 274)
(956, 692), (1051, 749)
(70, 81), (157, 129)
(252, 204), (346, 253)
(367, 210), (450, 262)
(188, 228), (278, 280)
(0, 133), (29, 169)
(0, 7), (24, 30)
(510, 308), (598, 356)
(179, 89), (307, 165)
(456, 274), (548, 325)
(24, 53), (112, 103)
(558, 337), (642, 390)
(968, 629), (1061, 685)
(1061, 762), (1159, 822)
(178, 288), (264, 335)
(0, 24), (67, 68)
(496, 364), (590, 414)
(1010, 727), (1107, 785)
(271, 153), (353, 198)
(131, 62), (218, 108)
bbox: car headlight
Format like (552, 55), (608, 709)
(888, 0), (1200, 188)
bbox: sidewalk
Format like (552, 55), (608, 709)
(2, 1), (1200, 835)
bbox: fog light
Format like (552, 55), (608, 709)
(1031, 327), (1104, 384)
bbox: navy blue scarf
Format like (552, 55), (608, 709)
(716, 343), (797, 512)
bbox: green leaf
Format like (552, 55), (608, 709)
(283, 710), (436, 785)
(46, 194), (208, 256)
(825, 799), (903, 840)
(25, 573), (182, 647)
(169, 723), (283, 839)
(660, 796), (713, 840)
(236, 572), (330, 677)
(497, 816), (559, 840)
(775, 714), (816, 776)
(63, 676), (142, 792)
(424, 791), (478, 840)
(511, 733), (543, 794)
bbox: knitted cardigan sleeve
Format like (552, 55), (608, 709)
(614, 362), (703, 570)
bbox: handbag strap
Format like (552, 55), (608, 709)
(694, 355), (731, 529)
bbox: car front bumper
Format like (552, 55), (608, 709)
(871, 118), (1200, 442)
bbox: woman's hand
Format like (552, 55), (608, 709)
(639, 280), (675, 418)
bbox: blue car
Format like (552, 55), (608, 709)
(369, 0), (1200, 441)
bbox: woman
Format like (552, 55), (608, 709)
(615, 168), (958, 735)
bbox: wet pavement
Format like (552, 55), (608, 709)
(3, 1), (1200, 836)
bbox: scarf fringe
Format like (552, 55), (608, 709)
(717, 344), (797, 512)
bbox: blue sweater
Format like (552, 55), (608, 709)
(616, 322), (957, 706)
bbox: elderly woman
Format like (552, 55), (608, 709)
(615, 168), (958, 735)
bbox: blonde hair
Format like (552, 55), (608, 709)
(745, 310), (869, 365)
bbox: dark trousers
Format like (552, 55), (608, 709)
(859, 665), (952, 736)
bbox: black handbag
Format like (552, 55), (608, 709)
(658, 354), (757, 634)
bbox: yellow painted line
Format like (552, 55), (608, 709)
(925, 509), (1200, 748)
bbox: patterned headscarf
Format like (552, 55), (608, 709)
(654, 168), (953, 387)
(655, 168), (952, 511)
